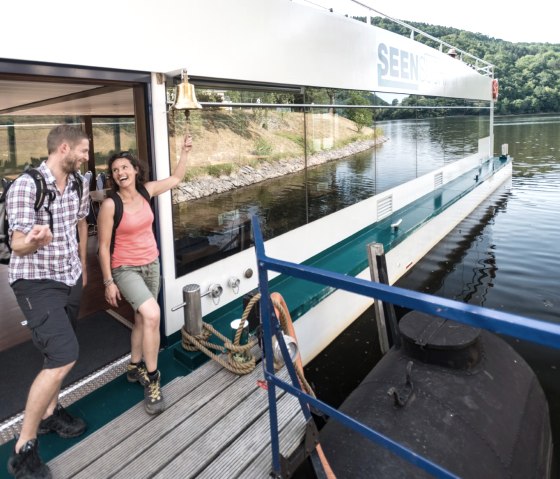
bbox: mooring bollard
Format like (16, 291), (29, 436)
(171, 284), (203, 336)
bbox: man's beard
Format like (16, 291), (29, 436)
(62, 151), (81, 174)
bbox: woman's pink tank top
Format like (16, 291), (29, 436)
(111, 199), (159, 268)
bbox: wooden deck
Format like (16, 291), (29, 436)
(48, 356), (309, 478)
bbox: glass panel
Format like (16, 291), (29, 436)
(0, 116), (82, 187)
(168, 84), (491, 277)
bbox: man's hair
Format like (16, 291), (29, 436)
(47, 124), (89, 154)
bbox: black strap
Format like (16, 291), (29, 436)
(108, 183), (151, 255)
(24, 169), (54, 234)
(2, 169), (83, 257)
(71, 172), (84, 212)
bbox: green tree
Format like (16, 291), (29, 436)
(344, 92), (373, 132)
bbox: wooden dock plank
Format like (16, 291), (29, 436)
(49, 358), (227, 477)
(47, 347), (309, 479)
(112, 366), (271, 479)
(151, 369), (292, 479)
(71, 368), (240, 479)
(243, 412), (309, 478)
(196, 392), (306, 478)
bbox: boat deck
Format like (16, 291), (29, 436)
(47, 356), (307, 478)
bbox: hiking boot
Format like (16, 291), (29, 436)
(7, 438), (51, 479)
(127, 361), (149, 387)
(37, 404), (86, 438)
(144, 371), (165, 415)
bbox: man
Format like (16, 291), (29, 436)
(6, 124), (90, 478)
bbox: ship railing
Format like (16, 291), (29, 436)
(251, 215), (560, 478)
(301, 0), (494, 77)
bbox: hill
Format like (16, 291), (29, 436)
(371, 17), (560, 115)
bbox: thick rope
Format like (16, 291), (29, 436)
(180, 293), (262, 375)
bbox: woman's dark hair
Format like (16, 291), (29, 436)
(107, 151), (145, 191)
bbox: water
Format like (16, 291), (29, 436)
(297, 113), (560, 476)
(398, 114), (560, 322)
(174, 115), (484, 274)
(396, 114), (560, 474)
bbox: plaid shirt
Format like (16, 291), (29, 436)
(7, 162), (90, 286)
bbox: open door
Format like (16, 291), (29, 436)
(0, 66), (152, 438)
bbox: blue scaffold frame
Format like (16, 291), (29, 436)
(251, 215), (560, 478)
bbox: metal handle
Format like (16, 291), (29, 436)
(201, 283), (223, 305)
(228, 277), (241, 294)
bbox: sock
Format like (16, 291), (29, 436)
(147, 370), (158, 380)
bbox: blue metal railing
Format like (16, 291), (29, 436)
(252, 215), (560, 478)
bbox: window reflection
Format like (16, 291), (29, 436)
(0, 116), (138, 191)
(0, 116), (82, 182)
(167, 86), (490, 277)
(91, 117), (136, 175)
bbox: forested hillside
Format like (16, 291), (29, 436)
(372, 17), (560, 115)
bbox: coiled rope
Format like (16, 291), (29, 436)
(180, 293), (262, 375)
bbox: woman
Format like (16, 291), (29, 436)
(97, 134), (192, 414)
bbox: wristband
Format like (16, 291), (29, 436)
(103, 278), (114, 287)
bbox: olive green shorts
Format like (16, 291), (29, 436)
(112, 258), (160, 311)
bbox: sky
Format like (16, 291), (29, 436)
(293, 0), (560, 44)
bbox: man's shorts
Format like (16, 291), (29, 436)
(112, 258), (160, 312)
(12, 278), (82, 369)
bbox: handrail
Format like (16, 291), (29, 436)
(299, 0), (494, 77)
(252, 215), (560, 477)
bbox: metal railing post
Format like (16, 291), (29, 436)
(367, 242), (401, 351)
(252, 216), (282, 477)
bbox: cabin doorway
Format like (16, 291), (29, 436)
(0, 66), (153, 426)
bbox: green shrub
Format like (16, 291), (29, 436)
(254, 137), (273, 156)
(207, 163), (234, 177)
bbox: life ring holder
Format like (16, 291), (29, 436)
(492, 78), (499, 100)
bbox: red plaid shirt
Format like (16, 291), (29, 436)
(7, 162), (89, 286)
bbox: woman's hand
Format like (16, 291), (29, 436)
(182, 134), (193, 153)
(105, 282), (121, 308)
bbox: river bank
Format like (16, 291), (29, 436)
(173, 137), (387, 202)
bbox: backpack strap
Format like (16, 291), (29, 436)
(138, 183), (151, 204)
(108, 184), (152, 255)
(24, 169), (54, 234)
(107, 190), (123, 256)
(24, 169), (48, 211)
(71, 172), (84, 211)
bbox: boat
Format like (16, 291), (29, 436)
(1, 0), (544, 475)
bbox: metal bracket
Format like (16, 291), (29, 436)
(278, 419), (319, 478)
(228, 276), (241, 294)
(387, 360), (414, 407)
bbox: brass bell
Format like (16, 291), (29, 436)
(173, 71), (202, 110)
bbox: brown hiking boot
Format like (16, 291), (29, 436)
(127, 361), (149, 387)
(144, 371), (165, 415)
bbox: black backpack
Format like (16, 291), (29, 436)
(107, 183), (151, 254)
(0, 169), (83, 265)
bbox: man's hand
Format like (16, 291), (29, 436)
(25, 224), (53, 248)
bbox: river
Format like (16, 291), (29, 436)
(298, 113), (560, 476)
